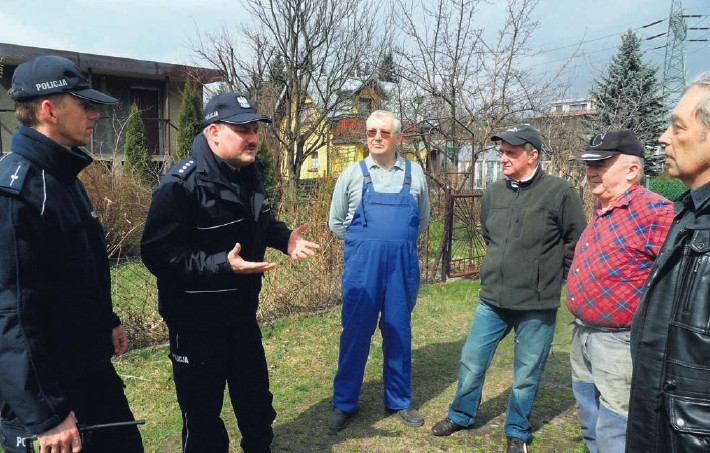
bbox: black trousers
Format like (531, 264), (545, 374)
(169, 321), (275, 453)
(0, 362), (143, 452)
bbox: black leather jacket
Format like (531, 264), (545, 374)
(141, 135), (292, 332)
(627, 192), (710, 452)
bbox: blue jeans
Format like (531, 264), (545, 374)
(448, 300), (557, 441)
(571, 325), (631, 453)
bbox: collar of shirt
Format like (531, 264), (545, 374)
(365, 152), (405, 171)
(209, 152), (253, 203)
(595, 184), (639, 217)
(681, 180), (710, 214)
(508, 164), (541, 189)
(212, 153), (240, 179)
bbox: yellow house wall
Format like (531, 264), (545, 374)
(300, 142), (425, 180)
(294, 83), (391, 180)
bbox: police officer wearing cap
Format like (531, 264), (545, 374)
(565, 129), (674, 453)
(0, 56), (143, 452)
(141, 93), (319, 453)
(432, 124), (586, 453)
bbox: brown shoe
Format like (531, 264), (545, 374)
(431, 417), (466, 436)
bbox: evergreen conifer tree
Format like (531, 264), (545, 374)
(377, 52), (398, 83)
(269, 55), (287, 86)
(257, 140), (279, 211)
(587, 30), (667, 176)
(124, 103), (153, 183)
(176, 81), (203, 161)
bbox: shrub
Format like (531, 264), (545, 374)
(258, 141), (280, 211)
(124, 103), (153, 184)
(176, 81), (203, 161)
(258, 177), (343, 321)
(648, 177), (687, 201)
(81, 162), (152, 259)
(81, 162), (158, 348)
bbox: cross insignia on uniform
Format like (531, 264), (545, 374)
(7, 164), (23, 186)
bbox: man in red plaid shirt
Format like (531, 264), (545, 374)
(566, 129), (675, 453)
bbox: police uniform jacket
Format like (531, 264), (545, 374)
(0, 126), (119, 435)
(140, 134), (292, 332)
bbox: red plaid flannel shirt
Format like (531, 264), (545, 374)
(566, 185), (675, 327)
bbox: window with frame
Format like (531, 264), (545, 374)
(358, 98), (372, 115)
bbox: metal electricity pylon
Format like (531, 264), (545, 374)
(662, 0), (687, 108)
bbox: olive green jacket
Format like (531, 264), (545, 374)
(479, 167), (587, 310)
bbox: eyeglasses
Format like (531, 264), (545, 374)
(366, 129), (394, 139)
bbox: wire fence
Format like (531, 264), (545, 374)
(104, 166), (666, 349)
(106, 176), (460, 349)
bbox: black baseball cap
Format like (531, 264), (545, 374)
(11, 55), (117, 104)
(571, 129), (644, 161)
(203, 93), (272, 126)
(491, 124), (542, 152)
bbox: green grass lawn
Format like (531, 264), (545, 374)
(115, 279), (584, 452)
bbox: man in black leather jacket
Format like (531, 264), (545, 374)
(627, 72), (710, 452)
(0, 56), (143, 452)
(141, 93), (319, 453)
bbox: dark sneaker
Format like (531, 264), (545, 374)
(506, 436), (528, 453)
(431, 417), (466, 436)
(328, 407), (356, 431)
(386, 407), (424, 427)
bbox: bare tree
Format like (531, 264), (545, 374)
(392, 0), (577, 190)
(190, 0), (380, 191)
(394, 0), (482, 124)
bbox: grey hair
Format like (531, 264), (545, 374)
(202, 123), (223, 136)
(623, 154), (644, 184)
(523, 143), (540, 162)
(684, 72), (710, 129)
(366, 110), (402, 133)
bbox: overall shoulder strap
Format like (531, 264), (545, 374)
(399, 159), (412, 194)
(358, 160), (371, 182)
(358, 160), (372, 195)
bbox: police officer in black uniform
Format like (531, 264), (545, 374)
(0, 56), (143, 452)
(141, 93), (319, 453)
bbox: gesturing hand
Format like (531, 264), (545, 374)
(288, 223), (321, 260)
(228, 243), (278, 274)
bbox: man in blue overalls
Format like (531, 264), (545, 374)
(328, 110), (430, 430)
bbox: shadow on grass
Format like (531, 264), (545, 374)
(271, 338), (575, 451)
(465, 350), (578, 448)
(271, 339), (461, 451)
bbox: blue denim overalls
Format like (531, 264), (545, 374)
(333, 159), (420, 412)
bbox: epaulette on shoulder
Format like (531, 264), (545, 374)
(169, 158), (197, 179)
(0, 154), (30, 195)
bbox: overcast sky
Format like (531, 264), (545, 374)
(0, 0), (707, 100)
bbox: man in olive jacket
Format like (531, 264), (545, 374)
(432, 125), (586, 453)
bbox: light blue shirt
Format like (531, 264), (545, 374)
(328, 154), (430, 239)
